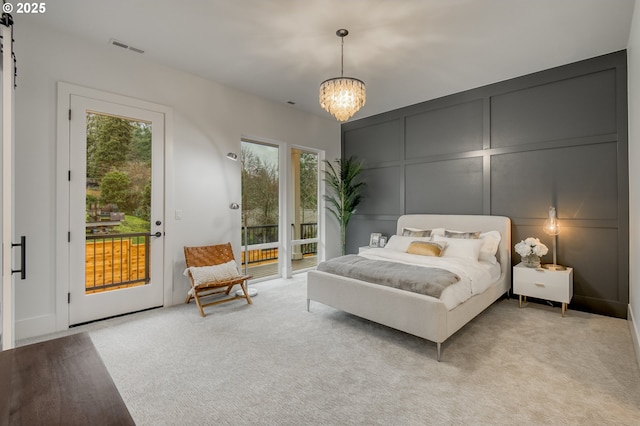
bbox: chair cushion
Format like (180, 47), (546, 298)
(184, 260), (240, 286)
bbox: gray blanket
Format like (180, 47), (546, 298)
(316, 255), (460, 299)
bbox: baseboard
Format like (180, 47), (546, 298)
(629, 305), (640, 370)
(16, 313), (59, 341)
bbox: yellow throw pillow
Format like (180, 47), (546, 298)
(406, 241), (446, 257)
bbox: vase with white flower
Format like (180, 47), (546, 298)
(514, 237), (548, 268)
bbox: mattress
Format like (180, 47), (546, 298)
(357, 247), (500, 310)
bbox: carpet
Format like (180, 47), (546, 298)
(21, 274), (640, 425)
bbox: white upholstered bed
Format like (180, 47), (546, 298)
(306, 214), (511, 361)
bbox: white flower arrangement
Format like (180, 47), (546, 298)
(514, 237), (548, 257)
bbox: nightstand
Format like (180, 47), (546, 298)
(358, 246), (374, 254)
(513, 263), (573, 317)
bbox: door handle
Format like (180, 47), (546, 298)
(149, 231), (162, 237)
(11, 235), (26, 280)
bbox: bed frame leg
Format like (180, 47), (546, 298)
(307, 298), (310, 312)
(436, 342), (442, 362)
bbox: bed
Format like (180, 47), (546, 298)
(306, 214), (511, 361)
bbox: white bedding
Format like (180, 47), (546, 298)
(358, 247), (499, 310)
(307, 214), (511, 360)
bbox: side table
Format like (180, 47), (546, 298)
(513, 263), (573, 317)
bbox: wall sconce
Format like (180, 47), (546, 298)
(227, 154), (241, 213)
(542, 206), (565, 270)
(227, 152), (241, 211)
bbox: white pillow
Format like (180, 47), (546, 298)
(436, 228), (501, 264)
(432, 235), (484, 262)
(430, 228), (445, 237)
(478, 231), (501, 264)
(401, 227), (430, 237)
(384, 235), (432, 252)
(444, 229), (481, 239)
(184, 260), (240, 286)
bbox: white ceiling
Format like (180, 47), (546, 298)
(28, 0), (635, 121)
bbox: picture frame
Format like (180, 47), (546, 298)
(369, 232), (382, 247)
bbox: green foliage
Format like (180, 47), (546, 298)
(323, 157), (366, 255)
(100, 170), (134, 213)
(299, 152), (318, 222)
(129, 123), (152, 163)
(241, 145), (279, 226)
(134, 181), (152, 222)
(85, 113), (152, 222)
(114, 214), (150, 234)
(113, 215), (150, 243)
(240, 145), (319, 229)
(87, 114), (135, 180)
(122, 160), (151, 214)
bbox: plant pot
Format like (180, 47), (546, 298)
(521, 254), (541, 268)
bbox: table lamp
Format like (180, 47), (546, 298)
(542, 206), (565, 270)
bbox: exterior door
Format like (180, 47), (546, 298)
(289, 147), (320, 274)
(68, 95), (164, 325)
(239, 140), (281, 280)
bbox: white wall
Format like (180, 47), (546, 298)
(13, 18), (340, 339)
(628, 1), (640, 364)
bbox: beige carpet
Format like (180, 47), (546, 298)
(21, 274), (640, 425)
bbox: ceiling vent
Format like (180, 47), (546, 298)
(109, 38), (145, 54)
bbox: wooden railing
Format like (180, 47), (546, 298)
(241, 223), (317, 264)
(84, 223), (318, 291)
(85, 233), (149, 292)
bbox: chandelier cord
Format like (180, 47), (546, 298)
(341, 36), (344, 77)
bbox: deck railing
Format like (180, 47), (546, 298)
(240, 223), (317, 265)
(85, 233), (150, 292)
(84, 224), (318, 291)
(300, 223), (317, 255)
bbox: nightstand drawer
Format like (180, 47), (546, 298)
(514, 278), (570, 303)
(513, 266), (573, 304)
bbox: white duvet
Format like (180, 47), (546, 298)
(358, 247), (500, 310)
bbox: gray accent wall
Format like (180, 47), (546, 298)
(341, 51), (628, 318)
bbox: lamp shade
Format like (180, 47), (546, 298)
(319, 77), (366, 121)
(543, 206), (560, 235)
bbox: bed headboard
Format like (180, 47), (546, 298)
(396, 214), (512, 283)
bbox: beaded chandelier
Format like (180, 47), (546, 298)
(319, 29), (366, 122)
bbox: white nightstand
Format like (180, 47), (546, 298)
(358, 246), (374, 254)
(513, 263), (573, 317)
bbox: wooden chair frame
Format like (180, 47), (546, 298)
(184, 243), (253, 317)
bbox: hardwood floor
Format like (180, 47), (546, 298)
(0, 332), (134, 425)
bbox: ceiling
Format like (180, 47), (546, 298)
(27, 0), (635, 121)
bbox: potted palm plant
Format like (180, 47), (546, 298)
(323, 156), (366, 255)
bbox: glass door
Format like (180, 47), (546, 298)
(290, 148), (319, 273)
(69, 95), (165, 325)
(240, 140), (280, 280)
